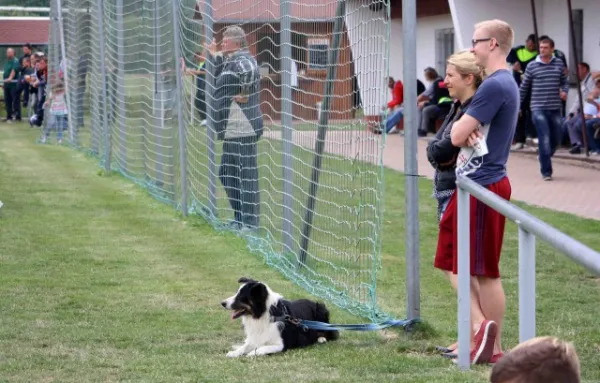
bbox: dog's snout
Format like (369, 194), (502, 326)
(221, 301), (227, 308)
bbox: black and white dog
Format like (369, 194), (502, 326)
(221, 277), (339, 357)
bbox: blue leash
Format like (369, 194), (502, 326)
(288, 317), (420, 332)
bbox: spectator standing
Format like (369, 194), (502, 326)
(3, 48), (21, 122)
(519, 37), (568, 180)
(205, 26), (263, 230)
(446, 18), (519, 364)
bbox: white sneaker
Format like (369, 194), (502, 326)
(388, 126), (398, 134)
(511, 142), (524, 150)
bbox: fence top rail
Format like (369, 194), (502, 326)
(456, 175), (600, 276)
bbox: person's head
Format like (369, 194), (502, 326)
(23, 43), (32, 55)
(6, 48), (15, 59)
(538, 38), (554, 60)
(37, 56), (47, 70)
(424, 67), (439, 82)
(221, 25), (248, 54)
(53, 81), (65, 93)
(489, 336), (580, 383)
(388, 77), (395, 89)
(525, 34), (537, 51)
(578, 62), (590, 80)
(444, 50), (484, 102)
(21, 56), (30, 68)
(470, 19), (514, 68)
(194, 51), (205, 62)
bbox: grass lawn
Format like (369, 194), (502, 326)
(1, 122), (599, 382)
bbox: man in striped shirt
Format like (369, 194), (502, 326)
(519, 37), (569, 180)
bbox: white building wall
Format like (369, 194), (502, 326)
(389, 15), (456, 83)
(345, 0), (390, 117)
(346, 0), (456, 117)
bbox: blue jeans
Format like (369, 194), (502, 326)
(532, 110), (562, 177)
(385, 107), (404, 133)
(46, 114), (67, 140)
(585, 118), (600, 152)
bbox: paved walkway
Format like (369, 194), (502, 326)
(266, 130), (600, 220)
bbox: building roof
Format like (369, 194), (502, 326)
(193, 0), (449, 22)
(0, 17), (50, 46)
(194, 0), (338, 22)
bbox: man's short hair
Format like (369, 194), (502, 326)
(579, 62), (590, 72)
(24, 43), (32, 50)
(539, 37), (555, 48)
(526, 33), (537, 43)
(489, 336), (580, 383)
(424, 67), (438, 79)
(223, 25), (248, 49)
(474, 19), (515, 55)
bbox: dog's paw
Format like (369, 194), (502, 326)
(245, 350), (258, 357)
(226, 349), (244, 358)
(317, 337), (327, 344)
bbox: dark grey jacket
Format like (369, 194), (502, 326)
(207, 49), (264, 141)
(426, 98), (472, 192)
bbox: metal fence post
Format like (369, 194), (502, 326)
(97, 0), (111, 171)
(116, 0), (126, 172)
(518, 226), (536, 342)
(457, 186), (471, 370)
(153, 0), (165, 189)
(171, 0), (189, 215)
(55, 0), (75, 144)
(280, 0), (294, 254)
(203, 0), (217, 217)
(402, 0), (420, 323)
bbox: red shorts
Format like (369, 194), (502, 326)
(434, 176), (512, 278)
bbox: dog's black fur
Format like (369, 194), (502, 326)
(221, 277), (338, 357)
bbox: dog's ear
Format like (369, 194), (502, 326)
(238, 277), (256, 284)
(250, 282), (268, 301)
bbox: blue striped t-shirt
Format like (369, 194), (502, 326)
(519, 56), (568, 111)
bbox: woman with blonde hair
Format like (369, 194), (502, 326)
(426, 50), (498, 363)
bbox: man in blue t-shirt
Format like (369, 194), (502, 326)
(436, 19), (518, 365)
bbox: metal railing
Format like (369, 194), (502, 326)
(454, 174), (600, 370)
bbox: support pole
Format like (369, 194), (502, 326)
(456, 186), (471, 370)
(97, 0), (111, 171)
(281, 0), (294, 254)
(530, 0), (540, 54)
(153, 0), (165, 188)
(518, 226), (536, 342)
(203, 0), (217, 217)
(298, 0), (345, 267)
(116, 0), (126, 171)
(55, 0), (75, 144)
(566, 0), (588, 155)
(171, 0), (189, 215)
(402, 0), (420, 322)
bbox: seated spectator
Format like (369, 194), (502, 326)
(417, 67), (452, 137)
(489, 336), (580, 383)
(371, 77), (426, 135)
(566, 74), (600, 154)
(582, 79), (600, 155)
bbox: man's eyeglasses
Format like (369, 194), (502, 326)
(471, 38), (498, 48)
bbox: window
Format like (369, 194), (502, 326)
(568, 9), (583, 85)
(435, 28), (455, 76)
(307, 38), (329, 70)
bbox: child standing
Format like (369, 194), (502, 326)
(41, 82), (68, 144)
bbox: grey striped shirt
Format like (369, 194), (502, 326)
(519, 56), (569, 111)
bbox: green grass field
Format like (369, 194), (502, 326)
(1, 120), (599, 382)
